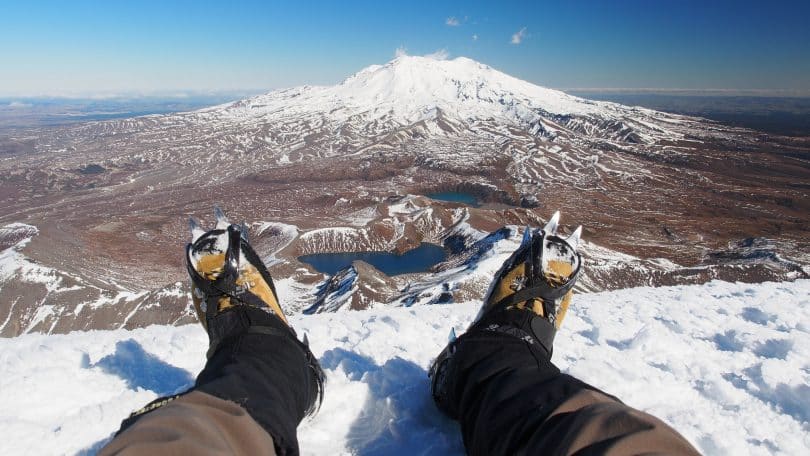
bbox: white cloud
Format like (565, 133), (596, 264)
(511, 27), (527, 45)
(445, 16), (460, 27)
(425, 49), (450, 60)
(395, 46), (408, 58)
(472, 34), (478, 41)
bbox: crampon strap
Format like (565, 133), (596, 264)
(186, 225), (280, 320)
(491, 233), (582, 313)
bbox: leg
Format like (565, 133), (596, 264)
(430, 216), (699, 455)
(102, 219), (323, 456)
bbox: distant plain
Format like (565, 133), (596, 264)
(567, 92), (810, 137)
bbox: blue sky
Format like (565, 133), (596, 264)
(1, 0), (808, 97)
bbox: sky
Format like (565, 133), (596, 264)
(1, 0), (809, 97)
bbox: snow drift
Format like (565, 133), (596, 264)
(0, 279), (808, 455)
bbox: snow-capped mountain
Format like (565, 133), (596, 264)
(183, 55), (693, 156)
(21, 55), (717, 172)
(1, 55), (807, 336)
(215, 55), (605, 123)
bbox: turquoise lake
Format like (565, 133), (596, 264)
(425, 191), (480, 207)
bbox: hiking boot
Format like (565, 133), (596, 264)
(474, 210), (582, 337)
(186, 208), (287, 330)
(429, 212), (582, 411)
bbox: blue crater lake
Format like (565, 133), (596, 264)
(426, 191), (480, 207)
(299, 243), (447, 276)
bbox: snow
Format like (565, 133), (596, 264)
(340, 206), (379, 227)
(211, 55), (611, 134)
(299, 227), (377, 254)
(1, 280), (808, 455)
(0, 223), (68, 294)
(334, 55), (603, 118)
(253, 221), (299, 264)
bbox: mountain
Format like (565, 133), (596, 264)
(0, 55), (808, 336)
(207, 55), (615, 133)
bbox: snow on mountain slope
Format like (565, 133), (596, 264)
(1, 280), (807, 455)
(0, 223), (194, 336)
(184, 54), (689, 153)
(215, 55), (605, 125)
(36, 53), (699, 172)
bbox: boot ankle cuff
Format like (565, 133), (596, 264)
(206, 306), (292, 358)
(472, 308), (556, 359)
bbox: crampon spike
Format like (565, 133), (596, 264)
(567, 226), (583, 250)
(189, 217), (205, 242)
(543, 211), (560, 235)
(214, 206), (229, 229)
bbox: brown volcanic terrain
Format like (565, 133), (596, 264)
(0, 56), (808, 337)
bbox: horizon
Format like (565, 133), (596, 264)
(2, 53), (810, 101)
(1, 0), (809, 98)
(3, 51), (810, 137)
(3, 68), (810, 101)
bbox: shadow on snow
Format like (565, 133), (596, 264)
(320, 348), (464, 455)
(77, 339), (195, 455)
(85, 339), (195, 396)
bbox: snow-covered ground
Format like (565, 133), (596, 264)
(1, 280), (808, 455)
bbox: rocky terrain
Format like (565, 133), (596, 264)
(1, 55), (808, 336)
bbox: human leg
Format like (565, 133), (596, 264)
(102, 220), (323, 456)
(430, 215), (699, 455)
